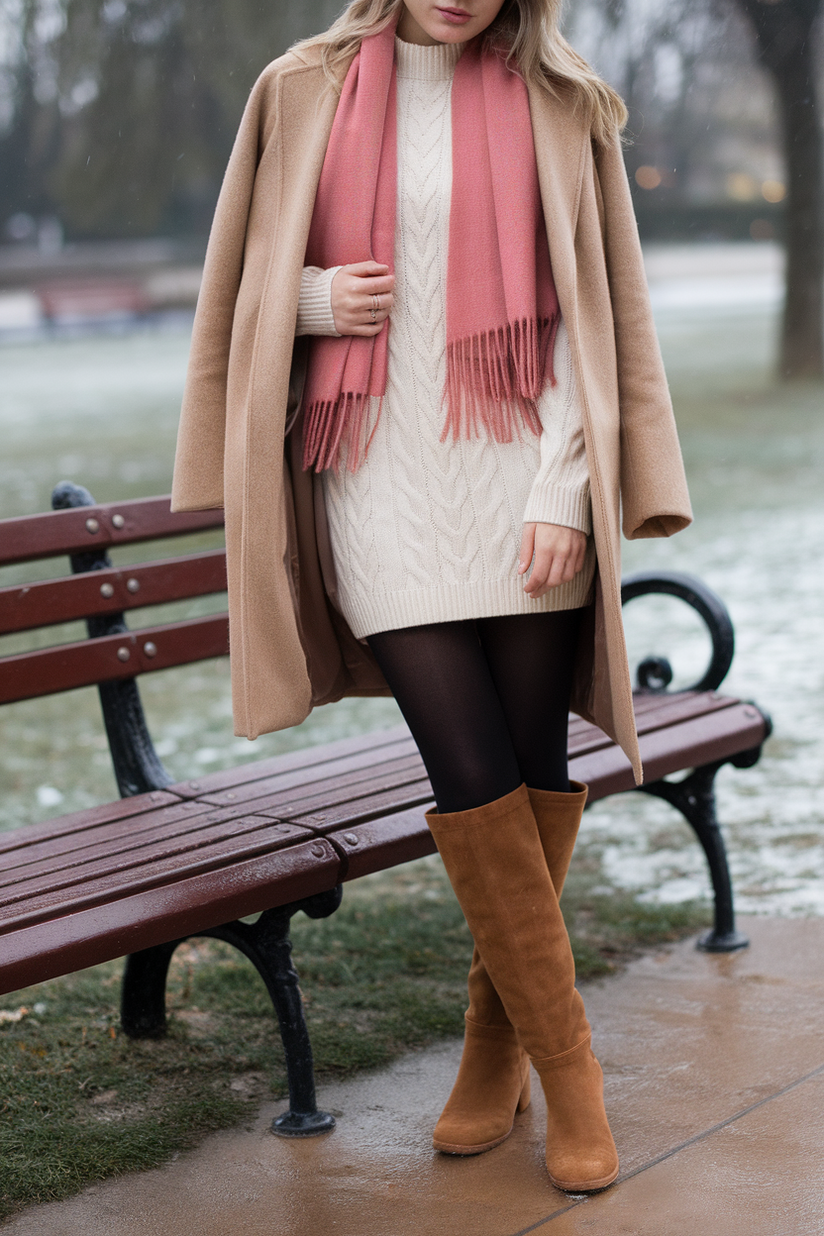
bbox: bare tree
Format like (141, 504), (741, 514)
(733, 0), (824, 378)
(566, 0), (774, 234)
(0, 0), (343, 238)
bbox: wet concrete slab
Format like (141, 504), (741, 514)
(5, 915), (824, 1236)
(548, 1072), (824, 1235)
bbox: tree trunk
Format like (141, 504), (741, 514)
(735, 0), (824, 379)
(776, 32), (824, 376)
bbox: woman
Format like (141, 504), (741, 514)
(172, 0), (692, 1194)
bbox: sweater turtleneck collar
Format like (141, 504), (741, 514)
(395, 35), (464, 81)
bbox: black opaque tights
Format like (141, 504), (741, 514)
(367, 610), (584, 814)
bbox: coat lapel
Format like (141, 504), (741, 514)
(275, 59), (340, 242)
(245, 51), (353, 432)
(528, 82), (588, 325)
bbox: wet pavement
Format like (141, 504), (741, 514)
(5, 915), (823, 1236)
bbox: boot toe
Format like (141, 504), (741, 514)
(432, 1034), (530, 1155)
(433, 1100), (524, 1155)
(433, 1125), (513, 1156)
(546, 1148), (619, 1193)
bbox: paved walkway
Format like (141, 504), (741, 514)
(5, 916), (823, 1236)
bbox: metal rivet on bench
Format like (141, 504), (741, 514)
(100, 582), (114, 598)
(189, 782), (200, 791)
(126, 578), (140, 593)
(224, 792), (236, 800)
(343, 833), (359, 847)
(116, 647), (130, 662)
(111, 513), (125, 528)
(85, 517), (100, 534)
(310, 843), (326, 858)
(143, 641), (157, 658)
(744, 707), (757, 718)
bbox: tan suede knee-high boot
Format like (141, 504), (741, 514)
(431, 951), (531, 1155)
(530, 783), (589, 900)
(432, 784), (587, 1156)
(427, 785), (618, 1193)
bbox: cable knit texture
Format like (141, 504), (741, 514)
(304, 38), (594, 639)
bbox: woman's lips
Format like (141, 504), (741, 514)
(436, 6), (473, 23)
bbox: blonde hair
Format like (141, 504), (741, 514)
(292, 0), (627, 146)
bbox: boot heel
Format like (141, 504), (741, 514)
(517, 1062), (531, 1112)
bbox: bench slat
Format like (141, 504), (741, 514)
(282, 779), (435, 831)
(0, 790), (181, 854)
(0, 497), (224, 568)
(0, 551), (227, 635)
(166, 726), (414, 799)
(573, 701), (766, 799)
(0, 838), (340, 996)
(0, 819), (323, 934)
(630, 691), (737, 726)
(196, 751), (428, 813)
(0, 613), (229, 703)
(0, 800), (215, 871)
(568, 692), (740, 758)
(0, 808), (309, 891)
(0, 819), (315, 918)
(634, 701), (765, 784)
(566, 692), (667, 743)
(330, 808), (438, 882)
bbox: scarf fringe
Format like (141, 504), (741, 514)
(441, 314), (560, 444)
(303, 392), (383, 473)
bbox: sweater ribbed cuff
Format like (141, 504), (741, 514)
(296, 265), (342, 337)
(522, 482), (592, 535)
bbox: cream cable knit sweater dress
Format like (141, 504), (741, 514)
(296, 37), (595, 640)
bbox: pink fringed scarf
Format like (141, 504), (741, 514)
(302, 23), (560, 472)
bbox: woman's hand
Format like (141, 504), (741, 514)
(331, 261), (395, 336)
(518, 522), (587, 598)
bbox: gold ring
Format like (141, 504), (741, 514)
(371, 294), (380, 312)
(370, 307), (377, 323)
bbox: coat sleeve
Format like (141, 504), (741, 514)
(594, 134), (693, 540)
(170, 72), (275, 512)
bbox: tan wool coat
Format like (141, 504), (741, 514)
(171, 42), (693, 785)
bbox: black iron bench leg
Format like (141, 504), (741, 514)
(120, 886), (343, 1136)
(120, 941), (180, 1037)
(639, 759), (749, 953)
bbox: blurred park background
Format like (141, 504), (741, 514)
(1, 0), (823, 915)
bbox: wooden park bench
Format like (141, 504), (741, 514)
(0, 483), (771, 1136)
